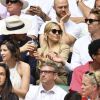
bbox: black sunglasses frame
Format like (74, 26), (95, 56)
(6, 0), (20, 4)
(85, 71), (99, 87)
(51, 29), (62, 35)
(85, 18), (100, 24)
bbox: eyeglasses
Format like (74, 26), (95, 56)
(51, 29), (62, 35)
(39, 70), (56, 74)
(6, 0), (20, 4)
(85, 71), (99, 87)
(85, 18), (100, 24)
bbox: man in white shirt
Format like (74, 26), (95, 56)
(46, 8), (100, 71)
(70, 8), (100, 70)
(39, 0), (82, 47)
(25, 61), (67, 100)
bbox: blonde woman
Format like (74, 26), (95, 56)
(33, 22), (70, 87)
(81, 71), (100, 100)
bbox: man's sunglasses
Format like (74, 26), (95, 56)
(51, 29), (62, 35)
(6, 0), (20, 4)
(85, 18), (100, 24)
(85, 71), (99, 87)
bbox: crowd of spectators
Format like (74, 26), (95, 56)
(0, 0), (100, 100)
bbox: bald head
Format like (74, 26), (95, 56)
(54, 0), (68, 6)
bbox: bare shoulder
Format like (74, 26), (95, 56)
(18, 61), (30, 71)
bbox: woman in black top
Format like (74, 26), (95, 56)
(0, 63), (19, 100)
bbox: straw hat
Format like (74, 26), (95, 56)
(0, 15), (32, 35)
(0, 0), (28, 9)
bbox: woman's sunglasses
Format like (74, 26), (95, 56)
(85, 71), (99, 87)
(85, 18), (100, 24)
(51, 29), (62, 35)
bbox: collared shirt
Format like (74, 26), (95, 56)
(25, 84), (67, 100)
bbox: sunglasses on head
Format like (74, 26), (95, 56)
(6, 0), (20, 4)
(85, 18), (100, 24)
(51, 29), (62, 35)
(85, 71), (99, 87)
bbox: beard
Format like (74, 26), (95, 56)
(56, 11), (66, 18)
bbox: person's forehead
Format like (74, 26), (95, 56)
(0, 67), (5, 73)
(54, 0), (68, 6)
(88, 13), (98, 19)
(41, 66), (54, 70)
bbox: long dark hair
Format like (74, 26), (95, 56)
(0, 63), (12, 99)
(1, 40), (21, 61)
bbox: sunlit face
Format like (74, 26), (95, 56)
(87, 14), (100, 36)
(0, 67), (6, 87)
(0, 45), (12, 62)
(81, 76), (96, 97)
(7, 1), (22, 15)
(95, 0), (100, 9)
(47, 25), (62, 43)
(54, 0), (69, 18)
(40, 66), (57, 85)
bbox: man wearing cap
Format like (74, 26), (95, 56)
(0, 0), (39, 85)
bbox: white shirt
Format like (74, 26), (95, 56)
(20, 13), (39, 37)
(22, 0), (55, 30)
(0, 3), (7, 19)
(39, 19), (82, 39)
(68, 0), (95, 17)
(25, 84), (67, 100)
(23, 0), (54, 15)
(69, 34), (92, 70)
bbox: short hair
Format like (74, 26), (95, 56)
(1, 40), (21, 61)
(90, 8), (100, 21)
(88, 39), (100, 58)
(40, 61), (59, 73)
(64, 92), (82, 100)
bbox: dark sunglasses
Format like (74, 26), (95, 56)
(39, 70), (56, 74)
(51, 29), (62, 35)
(85, 18), (100, 24)
(85, 71), (99, 87)
(6, 0), (20, 4)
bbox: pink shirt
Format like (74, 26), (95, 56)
(70, 62), (91, 92)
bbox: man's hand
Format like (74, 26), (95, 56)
(26, 6), (44, 17)
(20, 42), (36, 53)
(60, 11), (71, 23)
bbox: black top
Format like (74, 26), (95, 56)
(0, 93), (19, 100)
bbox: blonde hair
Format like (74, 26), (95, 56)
(84, 71), (100, 88)
(94, 71), (100, 87)
(44, 21), (62, 36)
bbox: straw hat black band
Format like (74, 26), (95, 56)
(6, 24), (25, 31)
